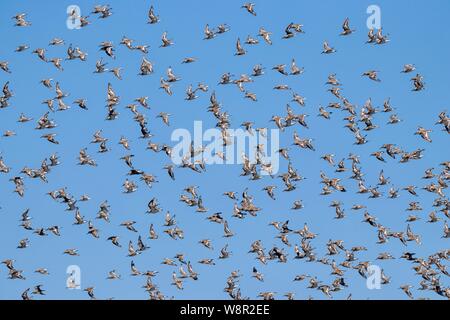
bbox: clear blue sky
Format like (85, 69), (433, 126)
(0, 0), (449, 300)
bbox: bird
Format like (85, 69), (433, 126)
(121, 221), (138, 233)
(148, 5), (159, 24)
(15, 44), (29, 52)
(400, 285), (414, 299)
(362, 70), (381, 82)
(107, 236), (121, 247)
(235, 38), (246, 56)
(241, 3), (256, 16)
(32, 285), (46, 295)
(13, 13), (31, 27)
(0, 1), (448, 302)
(415, 127), (432, 142)
(223, 220), (234, 237)
(140, 57), (154, 75)
(182, 57), (196, 64)
(84, 287), (96, 299)
(402, 64), (416, 73)
(258, 27), (272, 45)
(322, 41), (336, 54)
(160, 32), (174, 47)
(107, 270), (121, 280)
(73, 98), (88, 110)
(63, 249), (79, 256)
(203, 24), (215, 40)
(340, 18), (355, 35)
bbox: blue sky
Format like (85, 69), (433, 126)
(0, 0), (449, 300)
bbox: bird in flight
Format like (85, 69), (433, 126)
(0, 1), (448, 302)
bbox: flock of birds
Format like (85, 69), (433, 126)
(1, 3), (449, 300)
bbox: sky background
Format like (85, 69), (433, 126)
(0, 0), (449, 300)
